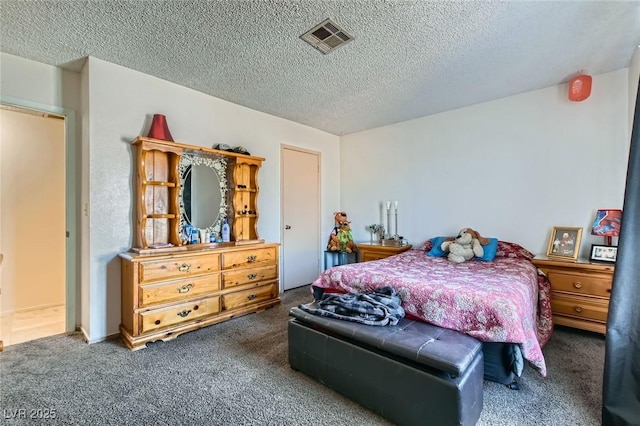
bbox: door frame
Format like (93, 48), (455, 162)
(280, 144), (322, 290)
(1, 96), (77, 332)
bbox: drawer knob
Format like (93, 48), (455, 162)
(247, 273), (258, 280)
(155, 320), (161, 325)
(178, 263), (191, 272)
(247, 255), (257, 263)
(178, 283), (193, 293)
(574, 306), (583, 313)
(247, 294), (257, 301)
(177, 309), (192, 317)
(573, 282), (583, 289)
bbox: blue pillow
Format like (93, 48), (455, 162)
(426, 236), (448, 257)
(476, 238), (499, 261)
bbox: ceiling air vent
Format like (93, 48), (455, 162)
(300, 18), (354, 54)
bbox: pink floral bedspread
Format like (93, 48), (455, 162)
(312, 247), (553, 376)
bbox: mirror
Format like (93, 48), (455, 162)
(179, 153), (228, 239)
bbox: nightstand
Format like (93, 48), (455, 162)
(532, 256), (614, 334)
(357, 242), (412, 262)
(324, 250), (358, 270)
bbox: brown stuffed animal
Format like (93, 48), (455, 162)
(441, 228), (489, 263)
(327, 211), (356, 253)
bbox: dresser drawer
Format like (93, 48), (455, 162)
(221, 246), (277, 270)
(222, 264), (277, 289)
(222, 283), (278, 311)
(139, 275), (221, 307)
(140, 296), (220, 333)
(546, 270), (611, 298)
(551, 293), (609, 323)
(139, 254), (220, 283)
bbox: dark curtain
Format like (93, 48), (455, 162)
(602, 77), (640, 425)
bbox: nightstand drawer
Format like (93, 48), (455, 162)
(551, 293), (609, 323)
(357, 243), (412, 263)
(546, 271), (612, 297)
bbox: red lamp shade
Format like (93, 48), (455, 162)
(147, 114), (174, 141)
(591, 209), (622, 245)
(568, 75), (592, 102)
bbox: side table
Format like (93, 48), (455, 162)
(324, 250), (358, 271)
(357, 242), (412, 262)
(532, 256), (614, 334)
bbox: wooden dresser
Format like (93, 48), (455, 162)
(120, 136), (280, 350)
(120, 243), (279, 350)
(357, 242), (412, 262)
(532, 257), (614, 334)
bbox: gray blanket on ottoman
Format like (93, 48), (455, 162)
(298, 285), (404, 326)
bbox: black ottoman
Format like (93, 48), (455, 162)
(288, 306), (483, 426)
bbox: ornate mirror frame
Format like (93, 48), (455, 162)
(178, 153), (229, 238)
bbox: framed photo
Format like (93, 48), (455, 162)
(589, 244), (617, 263)
(546, 226), (583, 262)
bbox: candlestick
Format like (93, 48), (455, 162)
(395, 209), (398, 239)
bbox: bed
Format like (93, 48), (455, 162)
(310, 239), (553, 382)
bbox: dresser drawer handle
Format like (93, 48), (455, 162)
(177, 309), (192, 317)
(247, 294), (257, 301)
(607, 288), (611, 293)
(247, 255), (257, 263)
(247, 273), (258, 280)
(573, 282), (582, 289)
(574, 306), (583, 313)
(178, 283), (193, 293)
(178, 263), (191, 272)
(155, 320), (161, 325)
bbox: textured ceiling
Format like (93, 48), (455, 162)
(1, 1), (639, 135)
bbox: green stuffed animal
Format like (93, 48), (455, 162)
(335, 221), (357, 253)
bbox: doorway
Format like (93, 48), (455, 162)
(281, 145), (321, 290)
(0, 106), (67, 348)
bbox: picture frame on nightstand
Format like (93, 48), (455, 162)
(546, 226), (582, 262)
(589, 244), (617, 264)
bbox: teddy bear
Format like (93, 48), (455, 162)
(441, 228), (489, 263)
(327, 212), (357, 253)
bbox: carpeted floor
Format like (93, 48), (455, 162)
(0, 285), (605, 425)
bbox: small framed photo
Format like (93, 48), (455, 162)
(546, 226), (583, 262)
(589, 244), (617, 263)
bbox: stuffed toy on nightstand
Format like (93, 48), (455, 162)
(327, 212), (357, 253)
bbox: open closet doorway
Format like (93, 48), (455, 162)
(281, 145), (321, 290)
(0, 105), (67, 348)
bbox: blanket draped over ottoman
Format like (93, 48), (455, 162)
(298, 285), (404, 326)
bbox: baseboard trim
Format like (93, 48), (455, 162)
(78, 327), (121, 345)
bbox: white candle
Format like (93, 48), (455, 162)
(386, 201), (391, 211)
(394, 200), (398, 211)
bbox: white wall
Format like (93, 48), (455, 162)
(0, 53), (83, 329)
(629, 46), (640, 135)
(2, 50), (636, 342)
(1, 53), (340, 342)
(340, 69), (631, 258)
(85, 57), (340, 340)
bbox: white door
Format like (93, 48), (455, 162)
(281, 146), (320, 290)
